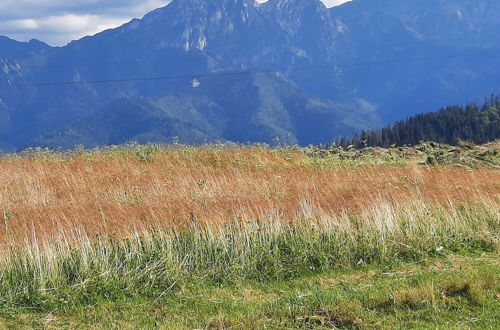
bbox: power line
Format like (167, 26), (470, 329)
(1, 50), (499, 89)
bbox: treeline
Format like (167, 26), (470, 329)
(337, 96), (500, 148)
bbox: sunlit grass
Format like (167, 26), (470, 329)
(0, 198), (497, 311)
(0, 142), (498, 327)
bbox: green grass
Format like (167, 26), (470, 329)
(0, 200), (498, 328)
(14, 140), (500, 169)
(0, 254), (498, 329)
(0, 142), (497, 327)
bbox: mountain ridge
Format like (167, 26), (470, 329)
(0, 0), (499, 151)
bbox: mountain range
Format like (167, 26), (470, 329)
(0, 0), (499, 151)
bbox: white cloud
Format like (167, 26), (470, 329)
(0, 0), (170, 19)
(0, 19), (39, 30)
(0, 0), (171, 45)
(322, 0), (351, 7)
(0, 0), (351, 46)
(0, 15), (138, 45)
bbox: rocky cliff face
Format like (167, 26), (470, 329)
(332, 0), (500, 48)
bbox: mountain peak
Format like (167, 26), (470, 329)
(0, 36), (51, 58)
(267, 0), (329, 20)
(154, 0), (257, 15)
(140, 0), (260, 28)
(1, 0), (500, 150)
(28, 39), (49, 47)
(272, 0), (326, 8)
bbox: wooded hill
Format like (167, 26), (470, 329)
(338, 96), (500, 148)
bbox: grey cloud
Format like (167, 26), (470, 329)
(0, 0), (170, 45)
(0, 14), (133, 46)
(0, 1), (171, 20)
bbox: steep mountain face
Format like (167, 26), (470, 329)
(0, 37), (51, 149)
(329, 0), (500, 121)
(333, 0), (500, 48)
(85, 0), (341, 71)
(0, 0), (499, 150)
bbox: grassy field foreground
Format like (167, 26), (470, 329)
(0, 142), (498, 328)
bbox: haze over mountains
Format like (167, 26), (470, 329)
(0, 0), (499, 151)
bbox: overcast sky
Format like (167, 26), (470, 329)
(0, 0), (351, 46)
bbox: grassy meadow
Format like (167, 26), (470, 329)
(0, 142), (498, 328)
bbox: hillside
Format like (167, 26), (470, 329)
(339, 96), (500, 147)
(32, 75), (378, 149)
(0, 0), (499, 150)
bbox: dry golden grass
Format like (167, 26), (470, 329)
(0, 146), (498, 246)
